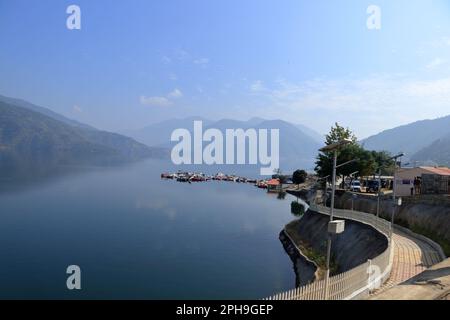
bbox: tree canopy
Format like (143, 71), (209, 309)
(315, 123), (395, 180)
(293, 169), (308, 185)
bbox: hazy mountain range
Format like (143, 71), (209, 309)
(409, 131), (450, 166)
(0, 94), (325, 175)
(1, 93), (449, 175)
(129, 114), (450, 168)
(362, 115), (450, 166)
(0, 95), (166, 169)
(125, 117), (324, 171)
(0, 94), (93, 130)
(126, 117), (324, 147)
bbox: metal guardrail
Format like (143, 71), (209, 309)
(264, 205), (393, 300)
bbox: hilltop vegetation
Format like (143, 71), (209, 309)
(0, 98), (166, 167)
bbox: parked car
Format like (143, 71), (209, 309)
(350, 180), (362, 192)
(366, 180), (380, 193)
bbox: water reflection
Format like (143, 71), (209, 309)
(0, 155), (134, 194)
(290, 201), (305, 217)
(280, 197), (310, 288)
(277, 191), (287, 200)
(0, 158), (300, 299)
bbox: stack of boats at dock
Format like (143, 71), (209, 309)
(161, 171), (269, 188)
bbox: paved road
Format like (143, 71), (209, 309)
(372, 229), (443, 295)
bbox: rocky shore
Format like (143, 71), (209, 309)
(285, 209), (388, 281)
(279, 230), (319, 287)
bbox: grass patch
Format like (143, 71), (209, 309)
(285, 220), (339, 278)
(290, 201), (305, 217)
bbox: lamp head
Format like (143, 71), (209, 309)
(390, 153), (404, 160)
(319, 138), (353, 152)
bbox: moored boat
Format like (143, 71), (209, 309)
(177, 175), (190, 182)
(256, 180), (268, 189)
(162, 171), (272, 190)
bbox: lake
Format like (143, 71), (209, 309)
(0, 159), (305, 299)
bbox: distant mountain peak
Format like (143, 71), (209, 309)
(362, 114), (450, 162)
(0, 95), (167, 166)
(0, 94), (94, 130)
(125, 116), (322, 171)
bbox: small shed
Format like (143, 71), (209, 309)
(267, 179), (281, 193)
(394, 166), (450, 196)
(422, 174), (449, 195)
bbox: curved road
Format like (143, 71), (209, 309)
(372, 229), (444, 296)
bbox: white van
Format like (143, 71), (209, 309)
(350, 180), (362, 192)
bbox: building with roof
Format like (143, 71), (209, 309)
(266, 179), (282, 193)
(394, 166), (450, 197)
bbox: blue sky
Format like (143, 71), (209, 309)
(1, 0), (450, 138)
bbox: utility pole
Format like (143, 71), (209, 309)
(377, 168), (381, 217)
(319, 138), (356, 300)
(391, 154), (404, 231)
(324, 149), (337, 301)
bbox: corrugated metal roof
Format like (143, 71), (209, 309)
(420, 166), (450, 176)
(267, 179), (280, 186)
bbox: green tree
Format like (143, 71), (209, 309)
(277, 191), (287, 200)
(370, 150), (395, 175)
(315, 123), (358, 180)
(315, 123), (395, 184)
(272, 168), (287, 183)
(293, 169), (308, 185)
(291, 201), (305, 216)
(324, 122), (357, 145)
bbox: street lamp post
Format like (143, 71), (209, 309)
(391, 153), (403, 201)
(347, 170), (359, 191)
(377, 168), (382, 217)
(392, 197), (402, 230)
(391, 153), (404, 231)
(319, 138), (354, 300)
(375, 153), (404, 220)
(324, 149), (337, 300)
(351, 193), (357, 211)
(347, 170), (359, 211)
(330, 150), (338, 220)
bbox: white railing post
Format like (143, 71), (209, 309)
(264, 205), (393, 301)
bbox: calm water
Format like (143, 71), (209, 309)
(0, 159), (304, 299)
